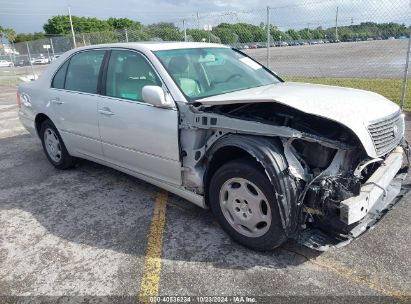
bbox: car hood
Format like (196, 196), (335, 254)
(197, 82), (402, 158)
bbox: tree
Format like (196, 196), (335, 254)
(5, 28), (16, 44)
(285, 29), (300, 41)
(127, 28), (150, 42)
(186, 29), (209, 42)
(144, 22), (182, 41)
(43, 15), (111, 35)
(298, 28), (311, 40)
(212, 26), (237, 44)
(107, 18), (141, 30)
(0, 26), (5, 54)
(310, 28), (323, 39)
(14, 32), (45, 43)
(270, 26), (289, 41)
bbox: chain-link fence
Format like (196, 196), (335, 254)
(3, 0), (411, 109)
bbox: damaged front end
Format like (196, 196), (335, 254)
(178, 101), (409, 251)
(289, 141), (408, 251)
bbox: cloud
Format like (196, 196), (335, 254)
(0, 0), (410, 33)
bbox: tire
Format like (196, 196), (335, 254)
(40, 119), (76, 169)
(209, 158), (288, 251)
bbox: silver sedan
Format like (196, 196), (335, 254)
(18, 42), (408, 251)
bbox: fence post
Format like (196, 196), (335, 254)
(266, 6), (270, 69)
(400, 28), (411, 110)
(125, 28), (129, 42)
(183, 20), (187, 42)
(68, 6), (76, 48)
(50, 38), (55, 58)
(26, 42), (35, 79)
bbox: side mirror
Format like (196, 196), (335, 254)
(142, 86), (173, 108)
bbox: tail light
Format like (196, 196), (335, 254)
(16, 92), (21, 108)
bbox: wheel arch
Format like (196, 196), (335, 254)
(204, 134), (299, 235)
(34, 113), (51, 138)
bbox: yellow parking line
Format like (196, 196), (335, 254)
(139, 190), (168, 302)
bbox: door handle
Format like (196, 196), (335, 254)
(98, 108), (114, 116)
(50, 98), (64, 105)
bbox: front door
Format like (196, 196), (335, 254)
(98, 49), (181, 185)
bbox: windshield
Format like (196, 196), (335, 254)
(154, 48), (280, 100)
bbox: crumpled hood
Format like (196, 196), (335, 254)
(197, 82), (402, 158)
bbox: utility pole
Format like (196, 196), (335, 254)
(50, 38), (55, 58)
(335, 6), (339, 41)
(266, 6), (270, 69)
(26, 42), (35, 79)
(400, 27), (411, 109)
(183, 20), (187, 42)
(197, 12), (200, 29)
(68, 6), (76, 48)
(125, 28), (129, 42)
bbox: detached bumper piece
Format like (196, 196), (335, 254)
(295, 147), (409, 251)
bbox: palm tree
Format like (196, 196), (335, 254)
(0, 26), (4, 55)
(5, 28), (16, 44)
(5, 28), (17, 58)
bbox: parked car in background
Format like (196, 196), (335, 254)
(275, 41), (289, 47)
(18, 42), (409, 252)
(50, 55), (61, 61)
(31, 57), (49, 65)
(0, 59), (14, 67)
(14, 56), (30, 67)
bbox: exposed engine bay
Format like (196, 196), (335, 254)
(177, 101), (408, 250)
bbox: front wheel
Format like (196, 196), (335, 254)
(209, 159), (288, 251)
(40, 119), (76, 169)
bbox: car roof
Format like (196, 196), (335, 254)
(73, 41), (230, 52)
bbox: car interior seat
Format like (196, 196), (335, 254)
(116, 56), (158, 101)
(66, 64), (97, 93)
(167, 55), (201, 97)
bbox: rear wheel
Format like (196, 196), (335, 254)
(209, 159), (288, 251)
(40, 120), (76, 169)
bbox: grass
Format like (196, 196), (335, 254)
(285, 77), (411, 112)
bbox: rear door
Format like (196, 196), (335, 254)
(97, 49), (182, 185)
(48, 49), (106, 159)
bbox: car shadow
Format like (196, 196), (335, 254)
(0, 134), (321, 271)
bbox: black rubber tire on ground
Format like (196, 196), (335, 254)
(209, 158), (288, 251)
(40, 119), (76, 169)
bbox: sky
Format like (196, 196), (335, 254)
(1, 0), (410, 33)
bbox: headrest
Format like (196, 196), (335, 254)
(167, 55), (189, 75)
(122, 55), (153, 77)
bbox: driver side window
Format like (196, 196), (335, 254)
(106, 50), (161, 102)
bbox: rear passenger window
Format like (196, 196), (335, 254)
(106, 50), (161, 102)
(65, 50), (105, 94)
(51, 60), (69, 89)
